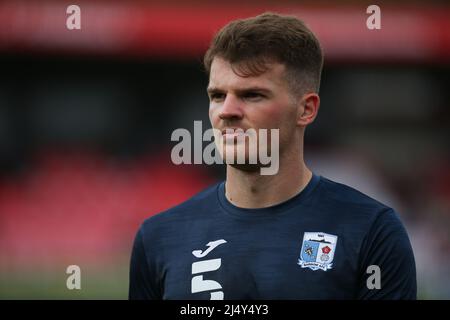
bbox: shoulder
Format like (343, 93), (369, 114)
(317, 176), (389, 210)
(314, 175), (405, 230)
(316, 175), (394, 216)
(316, 175), (412, 245)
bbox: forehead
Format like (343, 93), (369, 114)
(208, 57), (287, 90)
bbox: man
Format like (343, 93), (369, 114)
(129, 12), (416, 299)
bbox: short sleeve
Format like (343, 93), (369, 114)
(128, 226), (162, 300)
(356, 208), (417, 299)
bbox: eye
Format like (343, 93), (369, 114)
(243, 92), (265, 101)
(210, 93), (226, 102)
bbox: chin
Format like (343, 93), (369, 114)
(221, 146), (259, 164)
(227, 163), (262, 173)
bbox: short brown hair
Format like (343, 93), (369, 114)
(204, 12), (324, 94)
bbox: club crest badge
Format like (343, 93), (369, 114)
(298, 232), (338, 271)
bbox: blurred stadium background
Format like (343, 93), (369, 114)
(0, 0), (449, 299)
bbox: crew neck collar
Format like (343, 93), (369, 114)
(217, 173), (321, 219)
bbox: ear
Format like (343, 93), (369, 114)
(297, 93), (320, 127)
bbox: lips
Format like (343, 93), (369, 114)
(221, 127), (246, 135)
(221, 127), (249, 143)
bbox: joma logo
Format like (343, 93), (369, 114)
(191, 239), (227, 300)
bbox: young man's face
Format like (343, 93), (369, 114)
(208, 57), (300, 171)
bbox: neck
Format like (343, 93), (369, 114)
(225, 149), (312, 209)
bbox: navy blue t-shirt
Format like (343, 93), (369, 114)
(129, 174), (416, 299)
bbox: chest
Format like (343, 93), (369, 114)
(160, 231), (359, 299)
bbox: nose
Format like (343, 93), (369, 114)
(218, 94), (244, 121)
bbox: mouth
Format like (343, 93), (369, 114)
(221, 127), (244, 133)
(221, 127), (249, 143)
(221, 127), (245, 134)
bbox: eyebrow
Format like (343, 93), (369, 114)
(206, 86), (273, 95)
